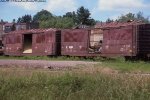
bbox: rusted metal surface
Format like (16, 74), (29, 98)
(62, 23), (150, 57)
(3, 28), (59, 56)
(102, 25), (135, 56)
(61, 27), (136, 57)
(61, 29), (89, 56)
(101, 23), (150, 57)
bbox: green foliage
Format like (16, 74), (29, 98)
(63, 11), (77, 24)
(33, 9), (53, 22)
(76, 6), (90, 24)
(16, 6), (96, 29)
(106, 18), (114, 23)
(102, 58), (150, 73)
(17, 15), (32, 23)
(0, 56), (82, 61)
(76, 6), (96, 25)
(32, 10), (75, 29)
(116, 12), (149, 23)
(118, 13), (135, 22)
(32, 7), (96, 29)
(12, 19), (15, 23)
(136, 12), (149, 23)
(39, 17), (74, 29)
(63, 12), (76, 18)
(0, 19), (4, 23)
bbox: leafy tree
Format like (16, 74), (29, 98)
(35, 10), (75, 29)
(40, 17), (56, 28)
(136, 12), (149, 23)
(17, 7), (96, 29)
(63, 11), (77, 24)
(106, 18), (113, 23)
(56, 17), (74, 28)
(12, 19), (15, 23)
(17, 15), (32, 23)
(0, 19), (4, 23)
(40, 17), (74, 29)
(63, 12), (76, 18)
(17, 17), (21, 23)
(117, 13), (135, 22)
(76, 6), (95, 25)
(116, 12), (149, 23)
(33, 9), (53, 22)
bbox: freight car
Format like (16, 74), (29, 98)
(2, 22), (150, 59)
(61, 28), (103, 56)
(61, 23), (150, 59)
(2, 29), (61, 56)
(100, 22), (150, 59)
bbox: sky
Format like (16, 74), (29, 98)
(0, 0), (150, 22)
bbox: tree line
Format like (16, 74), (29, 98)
(16, 6), (96, 29)
(2, 6), (149, 29)
(106, 12), (149, 23)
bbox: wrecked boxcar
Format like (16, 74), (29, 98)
(61, 28), (103, 56)
(62, 22), (150, 58)
(3, 29), (61, 56)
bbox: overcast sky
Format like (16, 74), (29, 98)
(0, 0), (150, 22)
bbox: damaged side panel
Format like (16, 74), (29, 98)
(61, 29), (88, 56)
(102, 25), (134, 56)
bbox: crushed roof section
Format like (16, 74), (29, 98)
(95, 21), (145, 29)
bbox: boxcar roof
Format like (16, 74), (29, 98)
(62, 28), (90, 31)
(4, 28), (58, 35)
(95, 21), (145, 29)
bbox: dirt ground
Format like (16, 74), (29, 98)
(0, 59), (150, 76)
(0, 59), (99, 69)
(0, 59), (120, 75)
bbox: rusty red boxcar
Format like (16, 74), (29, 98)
(101, 23), (150, 58)
(61, 28), (103, 56)
(3, 29), (61, 56)
(62, 22), (150, 58)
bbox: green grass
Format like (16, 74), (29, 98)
(101, 58), (150, 73)
(0, 69), (150, 100)
(0, 56), (86, 61)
